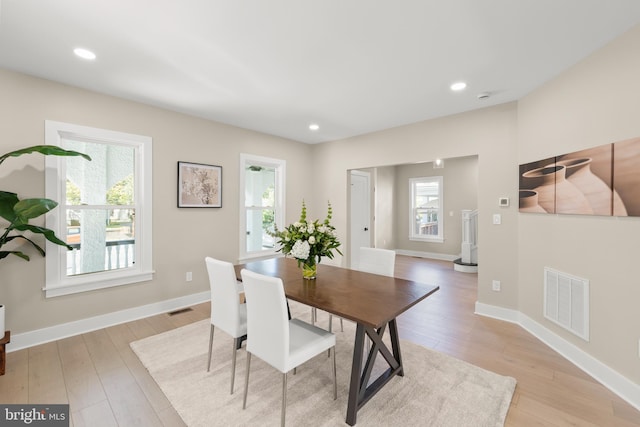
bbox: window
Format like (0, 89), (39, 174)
(44, 121), (153, 297)
(409, 176), (443, 242)
(239, 154), (285, 261)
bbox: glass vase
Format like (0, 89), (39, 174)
(301, 261), (317, 280)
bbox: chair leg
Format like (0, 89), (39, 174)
(328, 315), (344, 333)
(207, 324), (215, 372)
(332, 346), (337, 400)
(281, 372), (287, 427)
(242, 352), (252, 409)
(230, 337), (239, 394)
(327, 319), (332, 357)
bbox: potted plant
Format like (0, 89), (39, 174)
(0, 145), (90, 338)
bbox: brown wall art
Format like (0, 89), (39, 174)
(519, 137), (640, 216)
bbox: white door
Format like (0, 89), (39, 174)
(350, 170), (371, 268)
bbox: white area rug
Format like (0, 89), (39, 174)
(131, 302), (516, 426)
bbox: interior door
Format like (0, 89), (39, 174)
(350, 170), (371, 268)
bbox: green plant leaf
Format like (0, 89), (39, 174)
(6, 234), (47, 256)
(0, 251), (30, 261)
(2, 235), (20, 244)
(1, 144), (90, 262)
(14, 198), (58, 221)
(13, 224), (71, 249)
(0, 145), (91, 165)
(0, 191), (19, 222)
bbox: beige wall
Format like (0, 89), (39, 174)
(517, 25), (640, 383)
(373, 166), (395, 249)
(0, 69), (312, 334)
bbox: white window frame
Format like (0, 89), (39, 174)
(409, 176), (444, 243)
(239, 153), (285, 261)
(44, 120), (153, 298)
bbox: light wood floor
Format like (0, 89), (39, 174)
(1, 256), (639, 426)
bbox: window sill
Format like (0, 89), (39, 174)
(409, 237), (444, 243)
(43, 270), (155, 298)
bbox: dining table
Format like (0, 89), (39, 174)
(234, 257), (439, 425)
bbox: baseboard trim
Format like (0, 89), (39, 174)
(394, 249), (458, 262)
(475, 301), (640, 413)
(7, 291), (211, 352)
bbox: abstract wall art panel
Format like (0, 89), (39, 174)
(519, 137), (640, 217)
(554, 144), (613, 216)
(519, 157), (557, 213)
(613, 137), (640, 216)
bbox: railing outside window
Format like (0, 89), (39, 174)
(67, 240), (135, 275)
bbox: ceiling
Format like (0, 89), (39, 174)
(2, 1), (640, 144)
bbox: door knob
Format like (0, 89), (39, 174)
(364, 227), (369, 231)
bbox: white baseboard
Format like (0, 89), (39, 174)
(475, 302), (640, 413)
(7, 291), (211, 352)
(394, 249), (458, 262)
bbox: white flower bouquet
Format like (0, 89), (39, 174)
(270, 201), (342, 278)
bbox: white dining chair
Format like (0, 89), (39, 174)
(205, 257), (247, 394)
(358, 247), (396, 277)
(240, 269), (337, 427)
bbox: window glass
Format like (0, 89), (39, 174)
(63, 140), (136, 276)
(45, 121), (153, 297)
(410, 176), (443, 242)
(239, 154), (285, 260)
(245, 165), (275, 251)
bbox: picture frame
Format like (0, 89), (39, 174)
(178, 161), (222, 208)
(518, 137), (640, 216)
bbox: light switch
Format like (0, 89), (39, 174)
(492, 214), (501, 225)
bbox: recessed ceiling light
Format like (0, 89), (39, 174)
(309, 123), (320, 131)
(450, 82), (467, 91)
(74, 48), (96, 60)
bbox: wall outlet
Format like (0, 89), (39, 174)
(492, 214), (502, 225)
(186, 272), (193, 282)
(492, 280), (501, 291)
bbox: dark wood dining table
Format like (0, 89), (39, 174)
(234, 257), (439, 425)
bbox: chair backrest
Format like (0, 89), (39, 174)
(240, 269), (289, 372)
(205, 257), (244, 337)
(358, 247), (396, 277)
